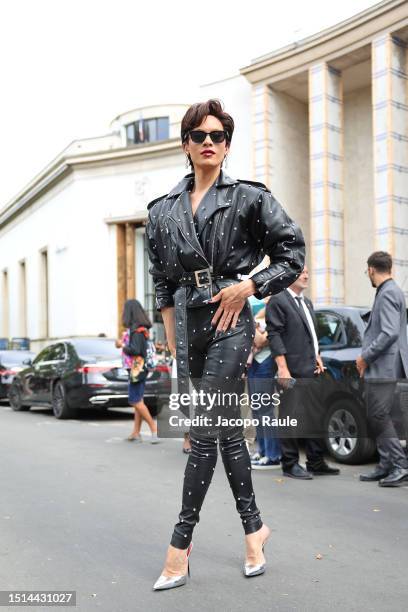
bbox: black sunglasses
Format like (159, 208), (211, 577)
(189, 130), (227, 144)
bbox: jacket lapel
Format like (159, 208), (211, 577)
(167, 190), (208, 264)
(192, 185), (219, 236)
(284, 290), (314, 340)
(304, 297), (317, 329)
(166, 170), (237, 258)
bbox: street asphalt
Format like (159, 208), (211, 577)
(1, 402), (408, 612)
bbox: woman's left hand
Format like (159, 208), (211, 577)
(210, 280), (256, 332)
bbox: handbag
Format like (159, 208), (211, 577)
(129, 355), (147, 383)
(125, 327), (148, 383)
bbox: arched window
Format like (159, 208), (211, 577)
(125, 117), (169, 145)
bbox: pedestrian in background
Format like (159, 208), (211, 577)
(116, 299), (159, 444)
(358, 252), (408, 487)
(247, 298), (282, 469)
(266, 266), (340, 479)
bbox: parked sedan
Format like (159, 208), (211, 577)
(0, 350), (36, 399)
(8, 338), (171, 419)
(315, 306), (408, 464)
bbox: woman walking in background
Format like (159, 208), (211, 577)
(116, 299), (159, 444)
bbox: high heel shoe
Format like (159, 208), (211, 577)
(244, 531), (270, 577)
(152, 542), (193, 591)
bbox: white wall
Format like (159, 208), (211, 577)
(0, 176), (79, 345)
(0, 151), (186, 350)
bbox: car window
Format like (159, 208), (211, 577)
(343, 317), (363, 347)
(33, 346), (55, 365)
(33, 343), (65, 364)
(47, 343), (66, 361)
(315, 312), (346, 347)
(69, 339), (120, 361)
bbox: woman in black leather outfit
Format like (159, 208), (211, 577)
(146, 99), (305, 590)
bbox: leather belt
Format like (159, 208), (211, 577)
(178, 268), (242, 288)
(174, 270), (244, 395)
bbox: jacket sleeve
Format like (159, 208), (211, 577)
(265, 298), (288, 357)
(247, 190), (305, 299)
(361, 292), (401, 364)
(123, 331), (146, 357)
(146, 207), (178, 311)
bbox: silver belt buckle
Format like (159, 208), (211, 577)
(194, 268), (211, 287)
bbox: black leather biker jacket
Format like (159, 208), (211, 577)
(146, 170), (305, 310)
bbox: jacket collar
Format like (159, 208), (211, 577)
(375, 277), (393, 296)
(167, 170), (237, 199)
(366, 278), (394, 328)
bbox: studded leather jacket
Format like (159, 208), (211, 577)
(146, 170), (305, 311)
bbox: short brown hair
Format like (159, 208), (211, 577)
(181, 99), (234, 145)
(367, 251), (392, 273)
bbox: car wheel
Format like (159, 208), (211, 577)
(324, 398), (376, 465)
(8, 382), (30, 411)
(52, 381), (77, 419)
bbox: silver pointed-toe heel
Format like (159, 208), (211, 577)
(244, 560), (266, 577)
(153, 542), (193, 591)
(244, 535), (269, 578)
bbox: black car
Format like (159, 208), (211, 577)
(315, 306), (408, 464)
(8, 338), (171, 419)
(0, 350), (36, 399)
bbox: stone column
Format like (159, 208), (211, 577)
(309, 63), (344, 305)
(372, 34), (408, 299)
(252, 83), (273, 186)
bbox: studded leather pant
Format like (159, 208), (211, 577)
(170, 301), (264, 549)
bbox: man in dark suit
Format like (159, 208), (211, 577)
(357, 251), (408, 487)
(265, 266), (340, 479)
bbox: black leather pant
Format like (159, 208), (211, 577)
(170, 301), (263, 549)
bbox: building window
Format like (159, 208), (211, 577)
(40, 249), (49, 339)
(19, 260), (27, 337)
(1, 269), (9, 339)
(126, 117), (169, 145)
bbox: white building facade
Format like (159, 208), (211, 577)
(242, 0), (408, 305)
(0, 89), (253, 350)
